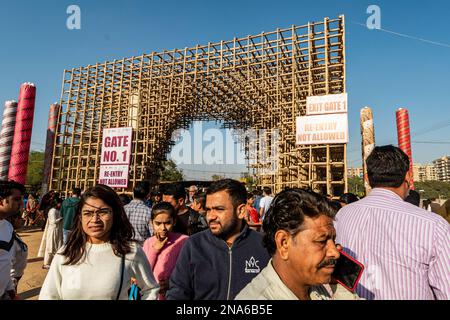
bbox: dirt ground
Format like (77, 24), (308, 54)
(16, 226), (48, 300)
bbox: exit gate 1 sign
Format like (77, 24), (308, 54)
(306, 93), (348, 116)
(98, 127), (133, 188)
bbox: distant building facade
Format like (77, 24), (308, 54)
(349, 157), (449, 183)
(433, 156), (450, 182)
(413, 163), (437, 182)
(348, 167), (363, 178)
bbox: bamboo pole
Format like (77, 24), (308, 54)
(360, 106), (375, 195)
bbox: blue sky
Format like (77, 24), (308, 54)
(1, 0), (449, 180)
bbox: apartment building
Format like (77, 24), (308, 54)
(433, 156), (450, 182)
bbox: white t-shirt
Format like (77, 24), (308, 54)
(0, 219), (14, 296)
(11, 233), (28, 279)
(259, 196), (274, 218)
(39, 242), (159, 300)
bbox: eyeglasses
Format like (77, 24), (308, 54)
(81, 208), (112, 220)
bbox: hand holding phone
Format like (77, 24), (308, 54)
(331, 249), (364, 292)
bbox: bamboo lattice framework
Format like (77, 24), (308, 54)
(50, 15), (347, 196)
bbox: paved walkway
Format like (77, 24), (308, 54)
(16, 226), (48, 300)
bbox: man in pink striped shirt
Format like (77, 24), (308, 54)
(335, 145), (450, 300)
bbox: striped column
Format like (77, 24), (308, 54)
(396, 108), (414, 190)
(360, 107), (375, 195)
(41, 103), (61, 194)
(8, 83), (36, 185)
(0, 101), (18, 180)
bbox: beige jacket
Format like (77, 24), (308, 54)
(235, 259), (359, 300)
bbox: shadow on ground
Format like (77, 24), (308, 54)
(20, 287), (41, 300)
(18, 228), (44, 234)
(27, 257), (44, 263)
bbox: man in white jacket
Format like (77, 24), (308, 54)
(0, 180), (25, 300)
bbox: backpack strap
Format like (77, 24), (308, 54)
(0, 233), (14, 252)
(13, 232), (28, 252)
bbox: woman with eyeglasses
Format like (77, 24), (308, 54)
(39, 185), (159, 300)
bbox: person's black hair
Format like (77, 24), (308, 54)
(133, 181), (150, 199)
(151, 201), (176, 221)
(263, 187), (272, 195)
(72, 187), (82, 197)
(206, 179), (247, 210)
(163, 183), (186, 201)
(405, 190), (420, 207)
(329, 200), (342, 211)
(339, 193), (359, 205)
(119, 194), (131, 206)
(263, 188), (337, 256)
(151, 191), (162, 197)
(62, 184), (134, 265)
(0, 180), (25, 198)
(366, 145), (410, 188)
(50, 197), (63, 209)
(193, 192), (206, 210)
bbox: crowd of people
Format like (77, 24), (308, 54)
(0, 145), (449, 300)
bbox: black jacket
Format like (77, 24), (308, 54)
(166, 223), (270, 300)
(172, 207), (208, 236)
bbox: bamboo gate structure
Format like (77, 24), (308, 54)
(49, 16), (347, 196)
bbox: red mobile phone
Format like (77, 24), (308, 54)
(331, 249), (364, 292)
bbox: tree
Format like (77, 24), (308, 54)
(160, 160), (184, 182)
(211, 174), (224, 181)
(240, 172), (255, 189)
(415, 181), (450, 200)
(26, 151), (45, 192)
(348, 175), (365, 197)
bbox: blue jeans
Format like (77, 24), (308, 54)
(63, 229), (72, 244)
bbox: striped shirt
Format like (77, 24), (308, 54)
(124, 200), (153, 245)
(335, 188), (450, 300)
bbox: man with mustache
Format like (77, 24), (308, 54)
(166, 179), (270, 300)
(236, 188), (358, 300)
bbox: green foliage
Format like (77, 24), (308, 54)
(415, 181), (450, 199)
(211, 174), (224, 181)
(160, 160), (184, 182)
(348, 175), (365, 197)
(26, 151), (45, 191)
(240, 172), (255, 189)
(346, 176), (450, 200)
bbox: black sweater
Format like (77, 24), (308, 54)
(166, 223), (270, 300)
